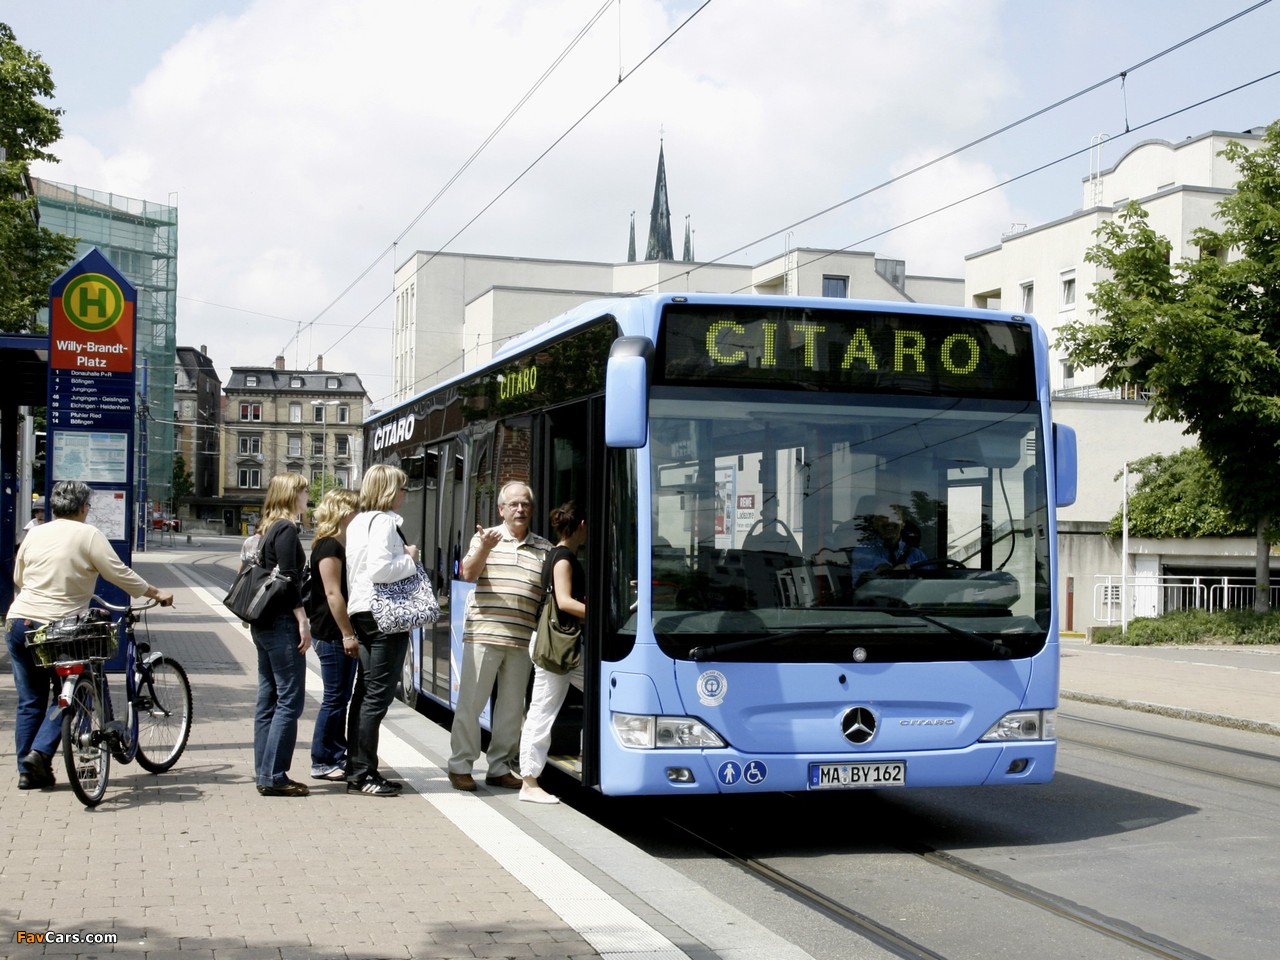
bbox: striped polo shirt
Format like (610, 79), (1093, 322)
(462, 525), (553, 648)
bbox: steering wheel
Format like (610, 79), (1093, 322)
(910, 557), (967, 571)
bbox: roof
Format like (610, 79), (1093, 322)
(224, 367), (366, 395)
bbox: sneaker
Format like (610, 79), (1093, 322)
(310, 764), (346, 781)
(257, 779), (310, 797)
(19, 751), (55, 789)
(519, 783), (560, 805)
(347, 777), (400, 796)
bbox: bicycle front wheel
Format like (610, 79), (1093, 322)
(62, 677), (111, 807)
(134, 656), (193, 773)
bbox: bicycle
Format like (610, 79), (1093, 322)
(29, 595), (194, 807)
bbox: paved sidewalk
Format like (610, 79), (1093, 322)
(1, 558), (830, 960)
(5, 549), (1279, 959)
(1060, 637), (1280, 734)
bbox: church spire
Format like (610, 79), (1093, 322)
(645, 141), (674, 261)
(627, 211), (637, 262)
(682, 214), (694, 262)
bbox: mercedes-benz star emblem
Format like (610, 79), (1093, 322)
(841, 706), (877, 745)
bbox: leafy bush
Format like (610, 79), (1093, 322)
(1092, 608), (1280, 645)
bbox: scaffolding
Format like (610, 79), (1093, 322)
(34, 179), (178, 511)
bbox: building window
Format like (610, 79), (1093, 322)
(239, 434), (262, 455)
(313, 404), (326, 423)
(287, 434), (302, 458)
(289, 402), (302, 423)
(335, 434), (349, 457)
(291, 376), (304, 388)
(245, 375), (258, 387)
(337, 405), (350, 424)
(336, 469), (350, 489)
(1062, 362), (1076, 388)
(327, 377), (340, 389)
(1060, 271), (1076, 308)
(238, 467), (261, 488)
(312, 435), (325, 457)
(821, 275), (848, 298)
(1020, 282), (1034, 313)
(239, 402), (262, 421)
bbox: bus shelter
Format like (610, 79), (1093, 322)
(1, 332), (51, 613)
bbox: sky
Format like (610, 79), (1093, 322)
(6, 0), (1280, 410)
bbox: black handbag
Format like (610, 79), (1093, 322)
(223, 531), (293, 622)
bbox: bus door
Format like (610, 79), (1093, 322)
(537, 397), (603, 784)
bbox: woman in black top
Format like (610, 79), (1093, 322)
(248, 473), (312, 797)
(306, 488), (360, 780)
(518, 501), (586, 804)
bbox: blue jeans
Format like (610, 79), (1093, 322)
(311, 638), (357, 767)
(346, 612), (409, 783)
(250, 612), (307, 787)
(6, 617), (62, 769)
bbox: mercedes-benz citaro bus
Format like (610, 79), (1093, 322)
(366, 292), (1077, 795)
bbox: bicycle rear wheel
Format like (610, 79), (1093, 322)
(134, 656), (193, 773)
(62, 677), (110, 807)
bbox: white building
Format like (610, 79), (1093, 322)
(391, 147), (961, 402)
(965, 127), (1271, 631)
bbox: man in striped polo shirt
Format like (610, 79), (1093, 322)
(447, 481), (552, 791)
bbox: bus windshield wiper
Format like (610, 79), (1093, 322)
(689, 624), (885, 662)
(871, 610), (1013, 659)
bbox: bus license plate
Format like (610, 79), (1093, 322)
(809, 761), (906, 789)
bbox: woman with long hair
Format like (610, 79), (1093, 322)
(307, 488), (360, 781)
(343, 464), (417, 796)
(518, 500), (586, 804)
(248, 472), (312, 797)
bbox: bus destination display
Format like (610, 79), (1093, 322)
(658, 304), (1036, 399)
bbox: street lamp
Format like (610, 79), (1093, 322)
(311, 400), (339, 502)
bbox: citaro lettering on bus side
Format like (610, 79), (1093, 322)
(500, 364), (538, 400)
(372, 414), (416, 452)
(705, 319), (983, 376)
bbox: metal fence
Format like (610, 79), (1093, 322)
(1093, 574), (1280, 625)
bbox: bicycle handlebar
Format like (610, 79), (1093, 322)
(91, 595), (164, 614)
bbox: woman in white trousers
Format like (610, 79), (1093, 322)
(519, 502), (586, 804)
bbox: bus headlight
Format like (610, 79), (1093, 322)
(980, 710), (1056, 742)
(611, 713), (726, 749)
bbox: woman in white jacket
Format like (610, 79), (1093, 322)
(343, 464), (417, 796)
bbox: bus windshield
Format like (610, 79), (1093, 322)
(647, 390), (1050, 663)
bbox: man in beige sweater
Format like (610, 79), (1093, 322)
(5, 481), (173, 790)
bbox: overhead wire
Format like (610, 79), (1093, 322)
(369, 4), (1276, 408)
(316, 0), (716, 365)
(275, 0), (619, 366)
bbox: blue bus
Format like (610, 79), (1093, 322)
(365, 293), (1077, 795)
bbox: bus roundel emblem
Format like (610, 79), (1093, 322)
(696, 670), (728, 706)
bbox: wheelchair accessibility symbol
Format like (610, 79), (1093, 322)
(717, 759), (768, 786)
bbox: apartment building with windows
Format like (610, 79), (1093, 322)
(220, 356), (368, 532)
(963, 127), (1269, 631)
(173, 345), (222, 523)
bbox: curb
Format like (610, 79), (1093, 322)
(1061, 688), (1280, 737)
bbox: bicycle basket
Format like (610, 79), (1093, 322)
(27, 609), (117, 667)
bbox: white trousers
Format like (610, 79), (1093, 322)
(519, 665), (573, 780)
(448, 642), (532, 776)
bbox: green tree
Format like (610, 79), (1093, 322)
(308, 471), (343, 508)
(0, 22), (79, 331)
(171, 452), (194, 509)
(1106, 447), (1250, 539)
(1058, 120), (1280, 611)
